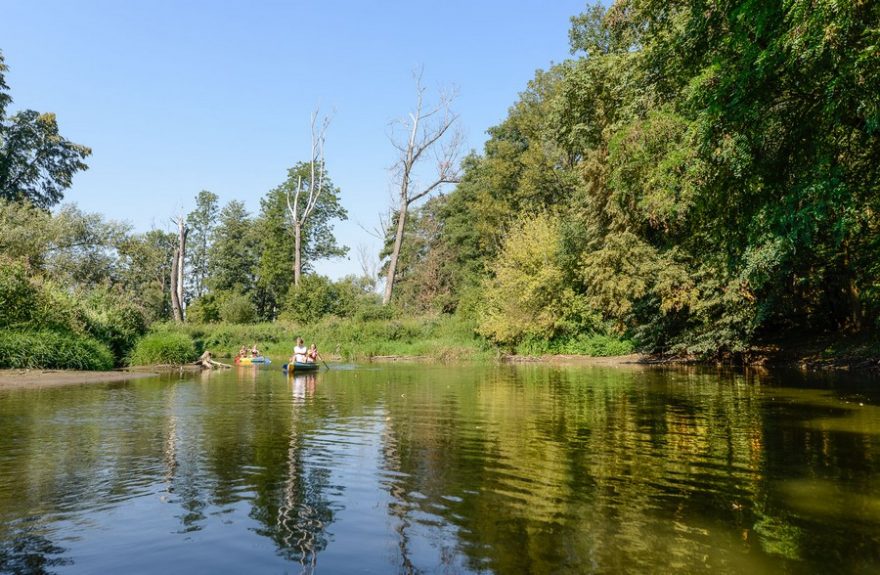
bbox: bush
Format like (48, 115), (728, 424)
(128, 332), (197, 366)
(0, 330), (115, 370)
(515, 333), (635, 357)
(0, 258), (39, 328)
(187, 294), (221, 323)
(282, 275), (337, 324)
(219, 293), (256, 324)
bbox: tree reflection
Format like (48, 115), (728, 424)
(374, 365), (880, 574)
(0, 529), (71, 575)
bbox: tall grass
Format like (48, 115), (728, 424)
(0, 330), (115, 370)
(144, 315), (494, 361)
(128, 332), (198, 366)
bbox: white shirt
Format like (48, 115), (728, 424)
(293, 345), (308, 363)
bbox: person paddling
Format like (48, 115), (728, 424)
(291, 337), (308, 364)
(306, 343), (320, 363)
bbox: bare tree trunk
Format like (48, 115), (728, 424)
(383, 207), (408, 305)
(176, 218), (188, 319)
(294, 221), (302, 287)
(170, 247), (182, 322)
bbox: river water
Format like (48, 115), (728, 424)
(0, 363), (878, 574)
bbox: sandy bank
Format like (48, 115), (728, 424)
(0, 369), (158, 390)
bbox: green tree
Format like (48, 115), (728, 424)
(185, 190), (219, 301)
(208, 200), (257, 294)
(255, 162), (347, 319)
(0, 52), (91, 208)
(116, 229), (176, 322)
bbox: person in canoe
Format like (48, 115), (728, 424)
(250, 343), (261, 357)
(306, 343), (321, 363)
(238, 345), (247, 358)
(291, 337), (308, 364)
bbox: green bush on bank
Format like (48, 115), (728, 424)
(128, 331), (197, 366)
(0, 330), (114, 370)
(515, 334), (635, 357)
(0, 258), (148, 368)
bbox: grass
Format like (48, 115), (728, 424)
(143, 315), (496, 362)
(128, 331), (198, 366)
(0, 330), (115, 371)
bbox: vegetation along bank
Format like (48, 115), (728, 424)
(2, 1), (879, 371)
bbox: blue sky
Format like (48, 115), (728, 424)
(1, 0), (583, 279)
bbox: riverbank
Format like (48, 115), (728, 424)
(0, 369), (158, 390)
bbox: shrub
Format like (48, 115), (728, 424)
(128, 332), (197, 366)
(0, 257), (39, 328)
(187, 294), (221, 323)
(0, 330), (114, 370)
(219, 293), (256, 324)
(515, 333), (635, 357)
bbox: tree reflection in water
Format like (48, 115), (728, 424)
(252, 373), (333, 575)
(0, 529), (71, 575)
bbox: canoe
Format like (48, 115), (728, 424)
(235, 356), (272, 366)
(282, 362), (320, 372)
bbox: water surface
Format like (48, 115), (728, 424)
(1, 364), (879, 574)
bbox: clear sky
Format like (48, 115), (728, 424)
(1, 0), (583, 279)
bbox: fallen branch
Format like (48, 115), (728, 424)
(194, 351), (231, 370)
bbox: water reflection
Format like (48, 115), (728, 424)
(0, 365), (878, 573)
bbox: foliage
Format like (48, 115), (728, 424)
(0, 330), (114, 370)
(185, 190), (219, 301)
(127, 331), (197, 366)
(186, 293), (221, 323)
(219, 292), (257, 324)
(0, 256), (147, 366)
(515, 334), (635, 357)
(478, 214), (586, 345)
(158, 314), (492, 362)
(254, 162), (348, 319)
(0, 52), (91, 208)
(208, 200), (257, 294)
(281, 274), (380, 324)
(394, 1), (880, 358)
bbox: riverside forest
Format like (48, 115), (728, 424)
(1, 1), (879, 369)
(2, 3), (880, 575)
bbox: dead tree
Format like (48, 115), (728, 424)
(169, 216), (188, 322)
(383, 73), (461, 305)
(287, 110), (331, 287)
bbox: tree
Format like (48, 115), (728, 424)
(186, 190), (219, 300)
(256, 162), (347, 319)
(0, 52), (91, 208)
(286, 111), (342, 287)
(208, 200), (257, 294)
(116, 229), (176, 322)
(169, 216), (188, 322)
(383, 73), (462, 305)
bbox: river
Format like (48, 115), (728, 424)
(0, 363), (878, 574)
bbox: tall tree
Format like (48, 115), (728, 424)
(116, 229), (176, 322)
(208, 200), (257, 294)
(286, 111), (336, 287)
(0, 52), (91, 208)
(169, 216), (188, 322)
(256, 163), (347, 319)
(185, 190), (219, 300)
(383, 73), (462, 305)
